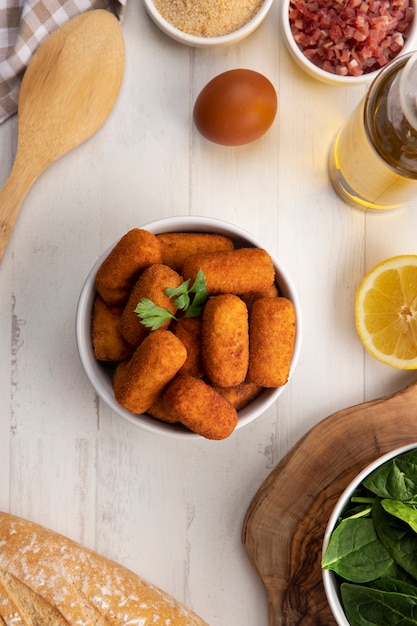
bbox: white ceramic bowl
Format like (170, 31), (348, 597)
(76, 216), (302, 439)
(144, 0), (274, 47)
(281, 0), (417, 85)
(322, 442), (417, 625)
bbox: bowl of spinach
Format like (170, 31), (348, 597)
(322, 443), (417, 626)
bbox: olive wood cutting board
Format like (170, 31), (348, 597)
(242, 379), (417, 626)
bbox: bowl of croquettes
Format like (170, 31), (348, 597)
(76, 216), (302, 439)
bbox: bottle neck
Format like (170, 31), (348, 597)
(365, 53), (417, 177)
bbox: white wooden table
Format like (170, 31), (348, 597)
(1, 1), (417, 624)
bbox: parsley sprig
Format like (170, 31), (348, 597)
(135, 269), (207, 331)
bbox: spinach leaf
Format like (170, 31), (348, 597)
(322, 517), (393, 582)
(373, 499), (417, 581)
(341, 582), (417, 626)
(368, 579), (417, 596)
(363, 450), (417, 501)
(379, 560), (417, 583)
(382, 499), (417, 533)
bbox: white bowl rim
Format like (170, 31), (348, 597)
(144, 0), (274, 47)
(322, 442), (417, 625)
(76, 215), (302, 440)
(280, 0), (417, 85)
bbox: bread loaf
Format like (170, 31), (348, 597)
(0, 512), (208, 625)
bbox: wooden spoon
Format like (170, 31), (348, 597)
(242, 379), (417, 626)
(0, 9), (125, 260)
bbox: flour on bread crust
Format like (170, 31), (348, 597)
(0, 512), (208, 625)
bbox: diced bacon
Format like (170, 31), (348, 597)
(353, 28), (368, 41)
(335, 64), (350, 74)
(288, 0), (414, 76)
(392, 31), (405, 46)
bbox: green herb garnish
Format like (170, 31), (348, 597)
(135, 269), (207, 331)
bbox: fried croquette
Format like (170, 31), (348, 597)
(247, 297), (296, 388)
(120, 264), (183, 347)
(147, 394), (179, 423)
(201, 294), (249, 387)
(113, 330), (187, 414)
(95, 229), (162, 306)
(181, 248), (275, 295)
(156, 232), (235, 272)
(161, 375), (238, 439)
(170, 317), (203, 378)
(210, 381), (264, 410)
(92, 295), (134, 362)
(240, 283), (279, 312)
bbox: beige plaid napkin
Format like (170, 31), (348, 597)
(0, 0), (126, 124)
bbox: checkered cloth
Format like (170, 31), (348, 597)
(0, 0), (126, 124)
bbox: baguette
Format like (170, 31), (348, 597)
(0, 512), (208, 625)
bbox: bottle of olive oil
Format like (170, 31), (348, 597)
(329, 52), (417, 211)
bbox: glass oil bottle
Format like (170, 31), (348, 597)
(329, 51), (417, 211)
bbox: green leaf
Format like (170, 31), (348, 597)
(173, 292), (190, 311)
(189, 269), (207, 295)
(134, 299), (175, 330)
(382, 500), (417, 533)
(321, 518), (393, 583)
(184, 270), (207, 318)
(379, 559), (417, 583)
(363, 450), (417, 501)
(165, 280), (191, 311)
(369, 579), (417, 595)
(135, 271), (208, 329)
(341, 582), (417, 626)
(373, 498), (417, 581)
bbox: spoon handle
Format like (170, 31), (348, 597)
(0, 158), (38, 261)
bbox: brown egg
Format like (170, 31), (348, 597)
(193, 69), (278, 146)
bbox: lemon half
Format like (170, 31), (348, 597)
(355, 255), (417, 369)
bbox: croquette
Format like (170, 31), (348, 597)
(161, 375), (238, 440)
(120, 264), (183, 347)
(92, 295), (134, 362)
(247, 297), (296, 387)
(147, 393), (179, 423)
(92, 227), (297, 434)
(113, 330), (187, 414)
(201, 294), (249, 387)
(211, 381), (264, 410)
(181, 248), (275, 295)
(156, 232), (235, 272)
(240, 282), (279, 312)
(95, 229), (162, 306)
(170, 317), (204, 378)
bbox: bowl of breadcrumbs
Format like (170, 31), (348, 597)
(144, 0), (275, 46)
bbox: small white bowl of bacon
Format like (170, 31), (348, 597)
(76, 216), (301, 440)
(281, 0), (417, 84)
